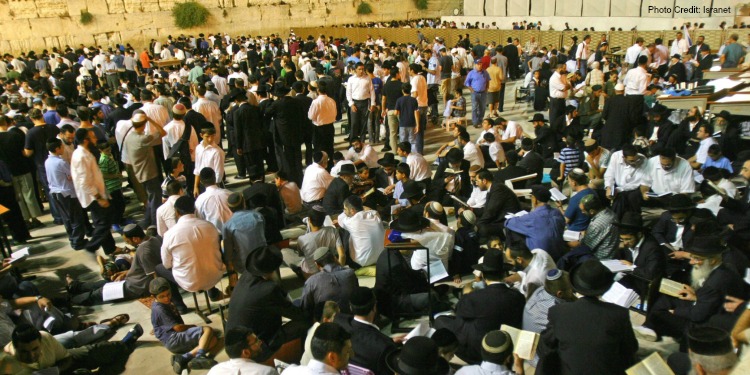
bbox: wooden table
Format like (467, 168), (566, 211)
(152, 58), (183, 68)
(657, 95), (709, 112)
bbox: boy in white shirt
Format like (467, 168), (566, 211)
(193, 127), (225, 196)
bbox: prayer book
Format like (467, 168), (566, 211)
(102, 281), (126, 302)
(601, 259), (636, 273)
(435, 275), (475, 289)
(428, 260), (450, 284)
(361, 188), (375, 198)
(602, 282), (640, 308)
(549, 187), (567, 202)
(563, 230), (582, 242)
(626, 352), (675, 375)
(404, 321), (436, 341)
(450, 195), (470, 207)
(646, 192), (671, 198)
(444, 168), (462, 175)
(504, 210), (529, 219)
(500, 325), (540, 361)
(10, 247), (30, 264)
(659, 278), (687, 298)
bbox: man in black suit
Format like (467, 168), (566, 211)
(257, 85), (279, 173)
(267, 83), (304, 184)
(638, 233), (746, 344)
(292, 80), (315, 166)
(694, 45), (713, 81)
(242, 166), (285, 229)
(551, 106), (584, 149)
(345, 287), (398, 374)
(431, 148), (472, 206)
(651, 194), (695, 283)
(502, 37), (520, 80)
(529, 113), (557, 159)
(601, 84), (633, 150)
(226, 246), (311, 361)
(474, 169), (521, 241)
(494, 151), (529, 188)
(537, 259), (638, 375)
(688, 35), (709, 61)
(613, 212), (666, 298)
(435, 249), (524, 364)
(374, 239), (430, 319)
(517, 138), (544, 186)
(322, 163), (355, 216)
(233, 91), (265, 177)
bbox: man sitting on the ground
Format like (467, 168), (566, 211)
(337, 196), (385, 268)
(299, 247), (358, 315)
(206, 326), (277, 375)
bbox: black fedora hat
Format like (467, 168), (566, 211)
(390, 209), (430, 233)
(613, 212), (646, 231)
(385, 336), (450, 375)
(684, 233), (725, 257)
(399, 180), (425, 200)
(445, 148), (464, 163)
(712, 110), (732, 120)
(529, 113), (548, 122)
(378, 152), (398, 167)
(246, 245), (283, 276)
(272, 82), (291, 97)
(666, 194), (696, 212)
(472, 248), (507, 276)
(648, 103), (671, 115)
(570, 259), (614, 297)
(338, 163), (356, 176)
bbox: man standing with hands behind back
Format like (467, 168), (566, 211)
(464, 61), (490, 128)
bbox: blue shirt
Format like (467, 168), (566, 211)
(565, 188), (593, 231)
(151, 301), (184, 344)
(505, 204), (566, 258)
(703, 156), (733, 174)
(395, 96), (419, 128)
(464, 69), (490, 93)
(45, 155), (75, 197)
(43, 110), (60, 126)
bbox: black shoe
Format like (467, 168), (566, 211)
(176, 305), (191, 315)
(188, 356), (217, 370)
(382, 146), (392, 152)
(130, 323), (144, 340)
(234, 175), (248, 180)
(171, 354), (190, 374)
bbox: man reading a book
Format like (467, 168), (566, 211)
(635, 233), (745, 345)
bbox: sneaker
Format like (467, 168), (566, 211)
(171, 354), (190, 374)
(633, 325), (659, 342)
(130, 323), (144, 340)
(188, 356), (217, 370)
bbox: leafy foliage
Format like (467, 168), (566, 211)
(172, 1), (210, 29)
(80, 10), (94, 25)
(357, 2), (373, 15)
(416, 0), (428, 10)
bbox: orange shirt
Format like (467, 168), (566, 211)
(140, 51), (151, 69)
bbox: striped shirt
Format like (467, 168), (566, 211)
(559, 147), (582, 177)
(98, 153), (121, 193)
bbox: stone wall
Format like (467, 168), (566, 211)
(0, 0), (461, 54)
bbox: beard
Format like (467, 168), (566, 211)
(690, 261), (716, 289)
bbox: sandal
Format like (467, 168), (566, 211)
(100, 313), (130, 327)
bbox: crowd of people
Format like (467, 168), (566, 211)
(0, 19), (749, 375)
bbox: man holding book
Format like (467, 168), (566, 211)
(635, 233), (745, 344)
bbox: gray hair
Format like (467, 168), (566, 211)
(688, 351), (737, 374)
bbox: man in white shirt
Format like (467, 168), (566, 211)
(158, 195), (225, 299)
(157, 180), (183, 236)
(503, 244), (556, 299)
(670, 31), (689, 57)
(625, 38), (645, 67)
(162, 103), (198, 188)
(548, 63), (570, 127)
(344, 137), (379, 170)
(301, 151), (334, 205)
(623, 55), (651, 96)
(459, 132), (484, 168)
(346, 63), (376, 143)
(71, 128), (117, 254)
(604, 145), (650, 217)
(139, 89), (169, 175)
(644, 148), (695, 196)
(466, 165), (487, 209)
(194, 167), (233, 233)
(575, 34), (591, 77)
(410, 64), (429, 154)
(396, 141), (431, 185)
(193, 86), (223, 144)
(689, 123), (718, 170)
(337, 196), (385, 267)
(283, 323), (353, 375)
(206, 326), (277, 375)
(193, 127), (225, 197)
(308, 80), (337, 158)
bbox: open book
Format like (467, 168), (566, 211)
(450, 195), (470, 208)
(602, 282), (640, 308)
(10, 247), (30, 264)
(434, 275), (475, 289)
(361, 188), (376, 198)
(444, 168), (463, 175)
(601, 259), (636, 273)
(500, 324), (540, 361)
(563, 230), (582, 242)
(504, 210), (529, 219)
(428, 260), (450, 284)
(626, 352), (675, 375)
(102, 281), (126, 302)
(549, 187), (567, 202)
(659, 278), (687, 298)
(404, 321), (436, 341)
(646, 192), (672, 198)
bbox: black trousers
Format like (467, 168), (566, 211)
(549, 98), (566, 125)
(51, 193), (87, 249)
(84, 200), (116, 254)
(348, 99), (370, 142)
(141, 177), (162, 228)
(0, 186), (30, 243)
(109, 189), (126, 226)
(68, 341), (133, 375)
(313, 124), (335, 160)
(274, 137), (303, 187)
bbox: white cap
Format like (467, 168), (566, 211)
(615, 83), (625, 91)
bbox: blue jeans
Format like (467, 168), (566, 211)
(471, 91), (487, 127)
(399, 127), (417, 152)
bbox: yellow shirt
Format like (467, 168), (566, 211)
(486, 65), (504, 92)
